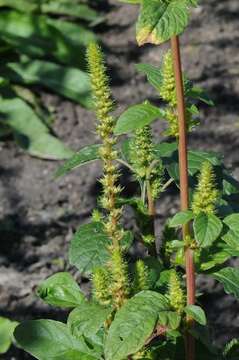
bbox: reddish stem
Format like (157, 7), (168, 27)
(171, 36), (196, 360)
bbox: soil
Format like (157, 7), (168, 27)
(1, 0), (239, 358)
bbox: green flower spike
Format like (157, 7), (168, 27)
(192, 161), (218, 215)
(133, 259), (149, 293)
(168, 270), (185, 314)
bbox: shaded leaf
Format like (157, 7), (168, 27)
(212, 267), (239, 299)
(4, 59), (92, 107)
(0, 98), (73, 159)
(136, 63), (162, 91)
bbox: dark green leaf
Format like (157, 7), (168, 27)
(184, 305), (206, 325)
(0, 317), (18, 354)
(136, 0), (190, 46)
(114, 102), (164, 135)
(0, 98), (73, 159)
(169, 210), (194, 227)
(187, 86), (214, 106)
(4, 59), (92, 107)
(36, 272), (85, 308)
(154, 141), (177, 158)
(212, 267), (239, 299)
(105, 291), (170, 360)
(14, 320), (97, 360)
(55, 145), (101, 178)
(193, 213), (223, 248)
(68, 302), (111, 338)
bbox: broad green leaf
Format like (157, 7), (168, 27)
(223, 213), (239, 233)
(41, 1), (100, 23)
(0, 317), (18, 354)
(136, 63), (162, 91)
(114, 102), (164, 135)
(187, 150), (221, 175)
(0, 98), (73, 159)
(136, 0), (190, 46)
(55, 145), (101, 178)
(223, 339), (239, 358)
(68, 302), (111, 338)
(4, 59), (92, 108)
(0, 11), (76, 65)
(105, 291), (170, 360)
(14, 320), (97, 360)
(184, 305), (206, 326)
(193, 213), (223, 248)
(169, 210), (194, 227)
(212, 267), (239, 299)
(187, 86), (214, 106)
(47, 18), (97, 48)
(0, 0), (38, 12)
(69, 222), (111, 275)
(36, 272), (85, 308)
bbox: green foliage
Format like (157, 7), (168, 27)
(0, 317), (18, 354)
(0, 0), (101, 157)
(36, 272), (85, 308)
(212, 267), (239, 299)
(184, 305), (207, 326)
(14, 6), (239, 360)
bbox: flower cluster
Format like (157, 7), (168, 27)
(192, 161), (218, 215)
(168, 270), (185, 314)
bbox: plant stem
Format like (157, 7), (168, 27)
(171, 36), (196, 360)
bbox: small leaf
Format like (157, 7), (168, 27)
(193, 213), (223, 248)
(114, 102), (164, 135)
(69, 222), (111, 275)
(68, 302), (111, 338)
(169, 210), (194, 227)
(185, 305), (207, 326)
(55, 145), (101, 178)
(212, 267), (239, 299)
(154, 141), (177, 158)
(136, 0), (190, 46)
(14, 320), (97, 360)
(105, 291), (170, 360)
(36, 272), (85, 308)
(0, 317), (18, 354)
(136, 63), (162, 91)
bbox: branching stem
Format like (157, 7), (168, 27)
(171, 35), (196, 360)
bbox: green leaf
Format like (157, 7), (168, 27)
(0, 0), (39, 12)
(187, 150), (221, 175)
(55, 145), (101, 178)
(0, 317), (18, 354)
(223, 339), (239, 358)
(36, 272), (85, 308)
(41, 1), (100, 23)
(212, 267), (239, 299)
(14, 320), (97, 360)
(68, 302), (111, 338)
(136, 63), (162, 91)
(4, 59), (92, 108)
(114, 102), (164, 135)
(0, 11), (76, 65)
(0, 98), (73, 159)
(169, 210), (194, 227)
(193, 213), (223, 248)
(69, 222), (111, 275)
(154, 141), (177, 158)
(136, 0), (190, 46)
(105, 291), (170, 360)
(187, 86), (214, 106)
(184, 305), (206, 326)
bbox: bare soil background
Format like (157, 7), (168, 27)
(0, 0), (239, 358)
